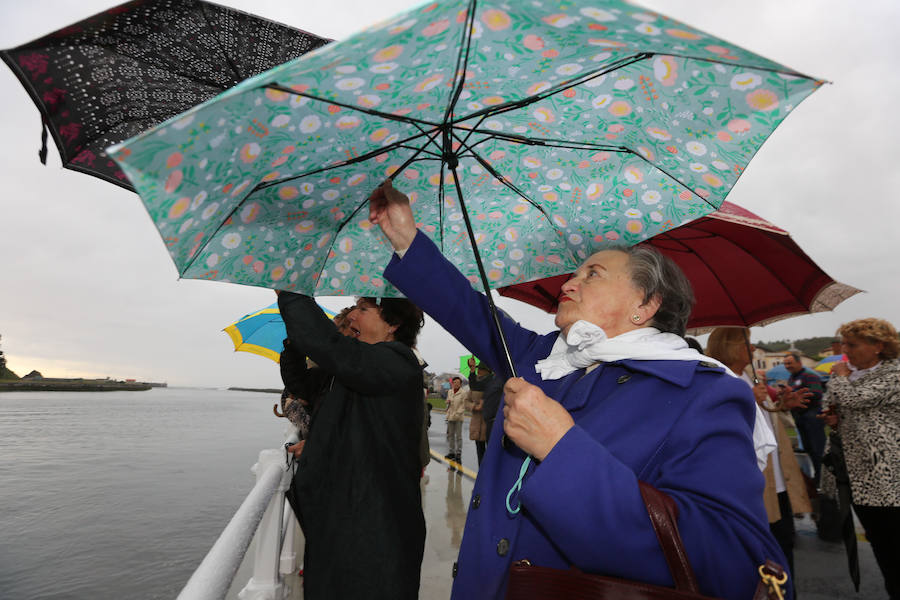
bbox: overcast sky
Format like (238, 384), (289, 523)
(2, 0), (898, 388)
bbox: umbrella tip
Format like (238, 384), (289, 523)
(38, 118), (48, 165)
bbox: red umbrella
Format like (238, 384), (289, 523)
(498, 202), (861, 332)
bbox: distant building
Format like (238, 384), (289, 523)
(820, 340), (842, 357)
(752, 346), (817, 371)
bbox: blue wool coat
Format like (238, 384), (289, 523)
(384, 232), (789, 600)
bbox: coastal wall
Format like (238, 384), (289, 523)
(0, 378), (153, 392)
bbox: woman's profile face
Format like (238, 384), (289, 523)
(841, 335), (883, 370)
(346, 299), (395, 344)
(555, 250), (646, 337)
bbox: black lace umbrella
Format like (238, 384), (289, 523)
(1, 0), (329, 190)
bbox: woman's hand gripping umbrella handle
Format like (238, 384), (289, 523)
(368, 179), (417, 254)
(368, 178), (519, 379)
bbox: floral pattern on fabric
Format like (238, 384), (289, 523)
(110, 0), (821, 296)
(1, 0), (329, 189)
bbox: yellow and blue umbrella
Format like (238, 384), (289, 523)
(815, 354), (846, 373)
(224, 302), (337, 363)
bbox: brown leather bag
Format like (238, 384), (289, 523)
(505, 482), (788, 600)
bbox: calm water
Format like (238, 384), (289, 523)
(0, 388), (290, 600)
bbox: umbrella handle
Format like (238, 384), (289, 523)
(742, 330), (759, 385)
(448, 164), (518, 378)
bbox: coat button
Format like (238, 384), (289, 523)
(501, 434), (510, 450)
(497, 538), (510, 556)
(472, 494), (481, 509)
(452, 561), (458, 578)
(617, 374), (631, 384)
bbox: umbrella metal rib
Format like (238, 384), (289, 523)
(694, 227), (825, 320)
(442, 0), (479, 125)
(449, 130), (575, 262)
(451, 52), (655, 126)
(310, 133), (448, 292)
(186, 130), (449, 283)
(264, 84), (444, 129)
(655, 219), (825, 327)
(449, 163), (518, 378)
(196, 2), (248, 85)
(255, 128), (439, 192)
(178, 126), (439, 277)
(89, 34), (245, 93)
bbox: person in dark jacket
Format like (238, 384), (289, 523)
(278, 291), (426, 600)
(782, 352), (826, 485)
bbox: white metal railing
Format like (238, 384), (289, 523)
(177, 432), (301, 600)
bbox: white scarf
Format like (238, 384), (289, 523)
(535, 321), (722, 378)
(534, 320), (775, 471)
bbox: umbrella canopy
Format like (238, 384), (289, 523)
(108, 0), (821, 298)
(1, 0), (328, 189)
(815, 353), (846, 373)
(498, 201), (861, 331)
(224, 301), (337, 362)
(763, 364), (790, 384)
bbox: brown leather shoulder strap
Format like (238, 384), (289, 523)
(638, 481), (701, 593)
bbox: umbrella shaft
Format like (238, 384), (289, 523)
(449, 165), (517, 378)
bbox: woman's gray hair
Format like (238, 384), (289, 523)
(621, 245), (695, 336)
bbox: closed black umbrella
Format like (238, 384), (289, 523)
(822, 431), (861, 591)
(1, 0), (328, 190)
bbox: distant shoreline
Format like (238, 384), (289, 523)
(227, 387), (281, 394)
(0, 379), (158, 392)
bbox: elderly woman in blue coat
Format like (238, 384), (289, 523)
(369, 181), (787, 600)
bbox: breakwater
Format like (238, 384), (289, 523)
(0, 378), (153, 392)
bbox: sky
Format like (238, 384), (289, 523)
(1, 0), (898, 388)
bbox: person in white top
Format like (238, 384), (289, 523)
(706, 327), (811, 585)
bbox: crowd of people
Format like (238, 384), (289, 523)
(266, 179), (898, 600)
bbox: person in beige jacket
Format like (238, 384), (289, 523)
(445, 376), (469, 463)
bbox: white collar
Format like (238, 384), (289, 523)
(849, 361), (881, 382)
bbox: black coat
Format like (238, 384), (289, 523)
(278, 292), (425, 600)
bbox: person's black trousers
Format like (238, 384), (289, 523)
(770, 492), (795, 594)
(794, 411), (826, 485)
(853, 504), (900, 599)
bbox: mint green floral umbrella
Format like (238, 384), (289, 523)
(110, 0), (821, 300)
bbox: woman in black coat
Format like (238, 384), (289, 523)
(278, 292), (426, 600)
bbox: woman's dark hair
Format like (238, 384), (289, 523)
(362, 297), (424, 348)
(684, 336), (704, 353)
(622, 245), (695, 337)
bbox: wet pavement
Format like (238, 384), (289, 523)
(262, 412), (888, 599)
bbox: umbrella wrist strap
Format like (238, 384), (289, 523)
(506, 455), (532, 515)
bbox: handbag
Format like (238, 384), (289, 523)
(505, 482), (788, 600)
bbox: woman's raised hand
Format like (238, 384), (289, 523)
(368, 179), (418, 253)
(502, 377), (574, 461)
(831, 362), (851, 377)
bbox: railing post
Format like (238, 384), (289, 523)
(238, 449), (293, 600)
(279, 504), (300, 575)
